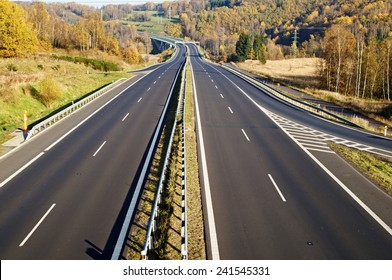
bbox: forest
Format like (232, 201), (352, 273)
(175, 0), (392, 100)
(1, 0), (392, 101)
(1, 0), (147, 64)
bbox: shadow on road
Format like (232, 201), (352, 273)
(84, 133), (157, 260)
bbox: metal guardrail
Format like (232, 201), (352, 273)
(25, 78), (127, 141)
(111, 50), (186, 260)
(141, 53), (189, 260)
(180, 57), (188, 259)
(221, 65), (362, 128)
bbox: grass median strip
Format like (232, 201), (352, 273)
(124, 61), (206, 259)
(328, 142), (392, 196)
(184, 65), (206, 260)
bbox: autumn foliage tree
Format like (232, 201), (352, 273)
(26, 1), (51, 49)
(0, 0), (39, 57)
(165, 22), (182, 38)
(122, 44), (141, 64)
(323, 24), (356, 94)
(321, 21), (392, 101)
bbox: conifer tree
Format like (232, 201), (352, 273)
(236, 32), (251, 62)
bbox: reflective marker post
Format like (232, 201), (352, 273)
(23, 111), (28, 132)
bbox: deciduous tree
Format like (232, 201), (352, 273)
(0, 0), (39, 57)
(323, 24), (355, 93)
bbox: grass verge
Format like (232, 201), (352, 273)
(124, 64), (183, 260)
(329, 142), (392, 196)
(184, 65), (206, 260)
(123, 61), (206, 260)
(0, 55), (130, 144)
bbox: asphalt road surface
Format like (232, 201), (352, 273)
(0, 44), (186, 259)
(188, 44), (392, 260)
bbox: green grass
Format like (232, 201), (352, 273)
(329, 142), (392, 196)
(0, 55), (130, 144)
(126, 11), (179, 34)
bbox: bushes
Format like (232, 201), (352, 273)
(122, 45), (142, 64)
(36, 77), (61, 108)
(51, 54), (120, 72)
(0, 87), (17, 104)
(6, 63), (18, 72)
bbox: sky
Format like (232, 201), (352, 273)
(15, 0), (168, 8)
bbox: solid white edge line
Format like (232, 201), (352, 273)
(19, 203), (56, 247)
(210, 62), (392, 237)
(93, 141), (106, 157)
(306, 147), (336, 154)
(122, 113), (130, 122)
(268, 174), (287, 202)
(111, 49), (185, 259)
(191, 57), (220, 260)
(0, 152), (45, 188)
(241, 129), (250, 141)
(44, 74), (148, 152)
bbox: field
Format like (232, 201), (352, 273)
(236, 57), (322, 88)
(236, 58), (392, 128)
(127, 11), (179, 34)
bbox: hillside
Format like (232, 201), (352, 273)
(0, 52), (131, 144)
(179, 0), (392, 57)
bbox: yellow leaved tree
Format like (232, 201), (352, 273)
(0, 0), (39, 57)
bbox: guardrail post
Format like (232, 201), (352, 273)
(137, 56), (186, 260)
(384, 126), (388, 136)
(25, 78), (126, 141)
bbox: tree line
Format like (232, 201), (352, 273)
(1, 0), (392, 101)
(322, 22), (392, 101)
(0, 0), (147, 65)
(176, 0), (392, 101)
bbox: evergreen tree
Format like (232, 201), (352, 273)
(253, 34), (267, 63)
(236, 32), (251, 62)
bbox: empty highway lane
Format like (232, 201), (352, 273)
(0, 44), (186, 259)
(189, 44), (392, 260)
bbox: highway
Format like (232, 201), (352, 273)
(1, 39), (391, 260)
(188, 44), (392, 259)
(0, 44), (186, 259)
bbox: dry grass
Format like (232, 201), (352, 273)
(124, 140), (163, 260)
(236, 57), (322, 87)
(310, 89), (392, 129)
(184, 65), (206, 260)
(236, 58), (392, 131)
(159, 128), (183, 260)
(127, 62), (207, 260)
(124, 64), (184, 260)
